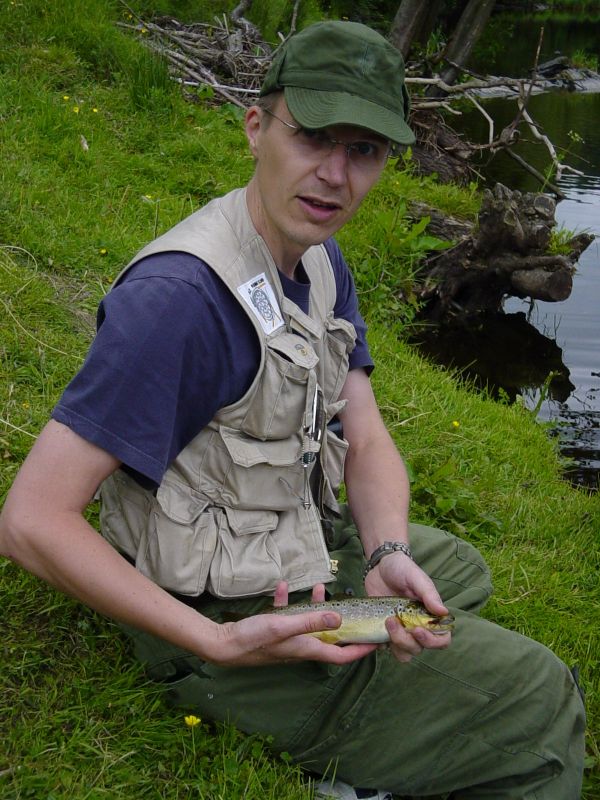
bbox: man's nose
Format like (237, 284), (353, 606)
(315, 142), (350, 185)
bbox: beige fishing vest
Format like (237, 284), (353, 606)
(99, 188), (357, 598)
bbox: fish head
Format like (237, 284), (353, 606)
(395, 602), (455, 635)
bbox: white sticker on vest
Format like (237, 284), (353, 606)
(237, 273), (285, 334)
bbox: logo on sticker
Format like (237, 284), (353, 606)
(237, 273), (284, 334)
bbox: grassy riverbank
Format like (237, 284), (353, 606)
(1, 2), (598, 798)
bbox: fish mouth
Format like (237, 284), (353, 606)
(428, 613), (455, 634)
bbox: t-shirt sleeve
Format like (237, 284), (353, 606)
(324, 238), (374, 374)
(52, 254), (259, 486)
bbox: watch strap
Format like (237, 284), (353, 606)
(363, 540), (413, 579)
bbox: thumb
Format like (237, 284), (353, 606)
(413, 575), (448, 615)
(272, 609), (341, 639)
(421, 588), (448, 616)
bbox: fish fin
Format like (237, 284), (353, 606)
(311, 630), (342, 645)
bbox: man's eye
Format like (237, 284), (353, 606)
(298, 128), (321, 141)
(353, 141), (378, 158)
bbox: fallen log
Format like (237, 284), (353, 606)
(410, 183), (594, 320)
(510, 267), (572, 302)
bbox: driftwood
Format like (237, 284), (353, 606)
(412, 183), (594, 320)
(407, 109), (475, 186)
(117, 12), (272, 109)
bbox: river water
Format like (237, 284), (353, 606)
(426, 13), (600, 489)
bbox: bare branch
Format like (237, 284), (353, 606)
(289, 0), (301, 36)
(504, 149), (566, 199)
(467, 95), (494, 144)
(518, 104), (585, 180)
(230, 0), (263, 42)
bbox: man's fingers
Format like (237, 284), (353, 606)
(413, 627), (452, 649)
(272, 580), (289, 608)
(412, 578), (448, 617)
(385, 615), (452, 664)
(423, 594), (449, 616)
(270, 609), (341, 638)
(311, 583), (326, 603)
(273, 582), (326, 609)
(386, 617), (423, 656)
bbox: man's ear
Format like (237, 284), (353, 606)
(245, 106), (262, 157)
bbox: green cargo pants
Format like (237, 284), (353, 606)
(121, 513), (585, 799)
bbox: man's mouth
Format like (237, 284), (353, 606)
(299, 196), (342, 214)
(306, 198), (337, 208)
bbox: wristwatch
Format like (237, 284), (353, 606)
(363, 540), (414, 579)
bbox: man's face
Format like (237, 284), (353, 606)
(245, 96), (389, 275)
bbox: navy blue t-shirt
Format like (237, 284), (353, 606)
(53, 238), (373, 488)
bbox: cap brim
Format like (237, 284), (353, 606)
(285, 86), (415, 146)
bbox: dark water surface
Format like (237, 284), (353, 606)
(423, 16), (600, 488)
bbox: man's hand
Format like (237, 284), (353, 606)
(365, 552), (452, 663)
(210, 582), (377, 667)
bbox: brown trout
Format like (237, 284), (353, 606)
(269, 596), (455, 644)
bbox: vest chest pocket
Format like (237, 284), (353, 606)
(135, 479), (218, 596)
(242, 331), (319, 440)
(216, 426), (304, 510)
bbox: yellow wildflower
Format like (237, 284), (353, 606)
(63, 95), (70, 101)
(452, 420), (460, 429)
(184, 715), (201, 727)
(92, 107), (99, 113)
(99, 247), (108, 255)
(72, 106), (80, 114)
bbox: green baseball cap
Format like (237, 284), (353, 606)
(260, 20), (415, 146)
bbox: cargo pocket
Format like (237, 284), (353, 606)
(136, 479), (217, 596)
(208, 507), (281, 598)
(218, 426), (303, 509)
(99, 470), (153, 559)
(242, 331), (318, 440)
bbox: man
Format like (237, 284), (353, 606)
(0, 20), (585, 800)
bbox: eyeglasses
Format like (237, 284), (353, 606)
(262, 108), (392, 170)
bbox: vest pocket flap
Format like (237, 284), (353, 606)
(156, 479), (208, 524)
(220, 426), (301, 467)
(223, 507), (278, 535)
(325, 315), (357, 353)
(326, 399), (347, 422)
(267, 331), (319, 369)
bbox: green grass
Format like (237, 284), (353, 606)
(1, 2), (599, 798)
(572, 48), (600, 71)
(1, 562), (311, 799)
